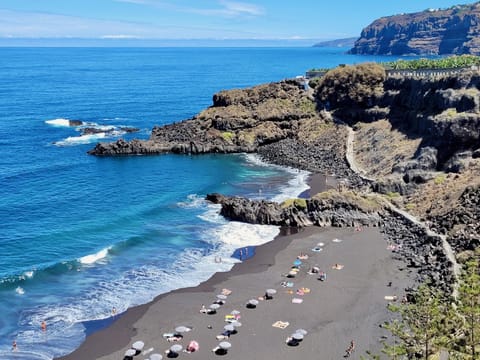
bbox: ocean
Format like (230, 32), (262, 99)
(0, 47), (399, 359)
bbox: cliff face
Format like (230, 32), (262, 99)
(349, 2), (480, 55)
(88, 80), (326, 156)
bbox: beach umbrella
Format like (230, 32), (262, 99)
(293, 259), (302, 266)
(266, 289), (277, 295)
(132, 340), (145, 351)
(288, 270), (297, 277)
(295, 329), (308, 336)
(224, 324), (235, 332)
(150, 354), (163, 360)
(175, 326), (190, 333)
(170, 344), (183, 353)
(125, 349), (136, 356)
(230, 310), (240, 315)
(217, 294), (227, 300)
(292, 333), (304, 341)
(248, 299), (259, 306)
(219, 341), (232, 350)
(210, 303), (220, 310)
(230, 321), (242, 327)
(317, 242), (325, 247)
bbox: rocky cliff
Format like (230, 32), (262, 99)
(88, 80), (325, 156)
(349, 2), (480, 55)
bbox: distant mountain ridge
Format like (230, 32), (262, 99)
(349, 2), (480, 55)
(313, 37), (357, 48)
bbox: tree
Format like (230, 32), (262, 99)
(384, 285), (452, 359)
(456, 259), (480, 359)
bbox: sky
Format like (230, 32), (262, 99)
(0, 0), (475, 44)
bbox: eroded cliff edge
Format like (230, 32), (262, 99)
(349, 2), (480, 55)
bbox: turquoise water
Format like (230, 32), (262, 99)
(0, 47), (401, 359)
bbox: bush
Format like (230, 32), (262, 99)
(315, 63), (386, 109)
(281, 198), (307, 209)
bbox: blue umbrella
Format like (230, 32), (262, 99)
(293, 259), (302, 266)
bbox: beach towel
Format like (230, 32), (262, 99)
(384, 295), (398, 301)
(332, 238), (343, 243)
(221, 288), (232, 296)
(292, 298), (303, 304)
(272, 321), (289, 329)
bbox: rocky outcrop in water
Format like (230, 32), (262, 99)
(349, 2), (480, 55)
(206, 191), (383, 228)
(88, 80), (325, 156)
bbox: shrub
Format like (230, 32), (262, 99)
(221, 131), (235, 142)
(281, 198), (307, 209)
(434, 174), (446, 185)
(315, 63), (386, 109)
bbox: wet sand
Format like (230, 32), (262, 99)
(57, 220), (411, 360)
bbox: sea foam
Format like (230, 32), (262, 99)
(78, 247), (111, 265)
(45, 118), (76, 127)
(54, 133), (107, 146)
(244, 154), (310, 202)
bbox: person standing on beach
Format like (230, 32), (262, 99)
(12, 340), (17, 352)
(41, 320), (47, 332)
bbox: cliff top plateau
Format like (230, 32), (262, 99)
(349, 2), (480, 55)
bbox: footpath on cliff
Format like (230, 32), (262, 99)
(342, 120), (461, 296)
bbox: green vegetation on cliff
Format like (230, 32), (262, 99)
(314, 63), (386, 109)
(383, 55), (480, 70)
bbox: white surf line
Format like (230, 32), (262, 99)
(342, 120), (460, 297)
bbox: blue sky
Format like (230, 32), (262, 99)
(0, 0), (474, 41)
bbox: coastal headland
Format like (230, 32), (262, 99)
(59, 59), (480, 359)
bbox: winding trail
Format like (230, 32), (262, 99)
(344, 124), (461, 297)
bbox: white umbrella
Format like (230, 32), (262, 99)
(230, 321), (242, 327)
(150, 354), (163, 360)
(210, 303), (220, 310)
(125, 349), (136, 356)
(219, 341), (232, 350)
(230, 310), (240, 315)
(295, 329), (308, 335)
(266, 289), (277, 295)
(175, 326), (190, 333)
(217, 294), (227, 300)
(292, 333), (304, 341)
(170, 344), (183, 353)
(132, 340), (145, 351)
(224, 324), (235, 332)
(248, 299), (259, 306)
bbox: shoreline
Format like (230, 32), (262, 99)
(57, 173), (412, 360)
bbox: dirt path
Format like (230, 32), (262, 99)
(344, 122), (461, 296)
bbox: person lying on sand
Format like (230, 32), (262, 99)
(332, 263), (344, 270)
(297, 253), (308, 260)
(344, 340), (355, 357)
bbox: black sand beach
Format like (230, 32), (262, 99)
(57, 175), (413, 360)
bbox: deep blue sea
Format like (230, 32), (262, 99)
(0, 47), (401, 359)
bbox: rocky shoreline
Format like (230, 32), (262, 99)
(86, 64), (480, 294)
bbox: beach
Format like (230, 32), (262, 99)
(58, 174), (412, 360)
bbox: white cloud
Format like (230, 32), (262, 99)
(219, 1), (264, 16)
(113, 0), (264, 18)
(101, 34), (140, 39)
(0, 8), (265, 39)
